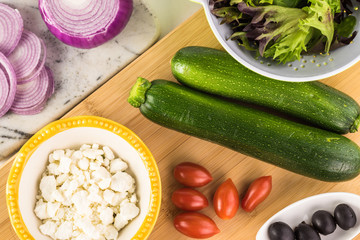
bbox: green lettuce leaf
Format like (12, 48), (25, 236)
(230, 0), (273, 6)
(300, 0), (340, 52)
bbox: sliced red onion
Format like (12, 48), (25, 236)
(10, 100), (46, 115)
(0, 68), (9, 110)
(11, 67), (49, 110)
(0, 52), (17, 117)
(0, 3), (23, 56)
(8, 30), (47, 84)
(11, 66), (54, 115)
(38, 0), (133, 49)
(45, 66), (55, 99)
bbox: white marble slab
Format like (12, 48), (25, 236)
(0, 0), (159, 161)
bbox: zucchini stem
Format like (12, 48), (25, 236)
(128, 77), (152, 108)
(350, 114), (360, 133)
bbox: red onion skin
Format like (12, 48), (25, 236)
(38, 0), (133, 49)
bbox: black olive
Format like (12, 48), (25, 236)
(294, 222), (320, 240)
(268, 221), (295, 240)
(334, 204), (357, 230)
(311, 210), (336, 235)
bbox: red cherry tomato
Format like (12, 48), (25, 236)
(241, 176), (272, 212)
(213, 178), (239, 220)
(174, 212), (220, 239)
(172, 188), (209, 211)
(174, 162), (213, 187)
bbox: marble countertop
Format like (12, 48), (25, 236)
(0, 0), (202, 164)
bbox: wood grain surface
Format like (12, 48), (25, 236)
(1, 9), (360, 240)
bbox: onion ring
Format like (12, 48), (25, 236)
(8, 30), (47, 84)
(11, 66), (54, 115)
(0, 68), (9, 110)
(0, 3), (23, 56)
(38, 0), (133, 49)
(0, 52), (17, 117)
(11, 67), (49, 110)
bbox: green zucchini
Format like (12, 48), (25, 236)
(128, 77), (360, 182)
(171, 46), (360, 134)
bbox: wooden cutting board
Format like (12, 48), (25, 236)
(1, 9), (360, 240)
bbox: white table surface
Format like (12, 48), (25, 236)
(145, 0), (201, 38)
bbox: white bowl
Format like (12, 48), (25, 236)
(257, 192), (360, 240)
(6, 116), (161, 240)
(191, 0), (360, 82)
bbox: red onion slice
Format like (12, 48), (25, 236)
(0, 3), (23, 56)
(44, 66), (55, 99)
(11, 66), (54, 115)
(11, 67), (49, 110)
(0, 68), (9, 110)
(38, 0), (133, 49)
(0, 52), (17, 117)
(8, 30), (47, 84)
(11, 101), (46, 115)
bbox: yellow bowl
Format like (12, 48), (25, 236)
(6, 116), (161, 240)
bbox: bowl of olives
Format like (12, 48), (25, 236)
(256, 192), (360, 240)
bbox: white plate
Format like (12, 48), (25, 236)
(256, 192), (360, 240)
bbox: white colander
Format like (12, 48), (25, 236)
(191, 0), (360, 82)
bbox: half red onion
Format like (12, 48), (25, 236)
(0, 3), (23, 56)
(8, 30), (47, 84)
(38, 0), (133, 49)
(0, 52), (17, 117)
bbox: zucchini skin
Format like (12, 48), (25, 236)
(171, 46), (360, 134)
(128, 78), (360, 182)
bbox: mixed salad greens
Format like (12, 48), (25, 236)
(211, 0), (358, 63)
